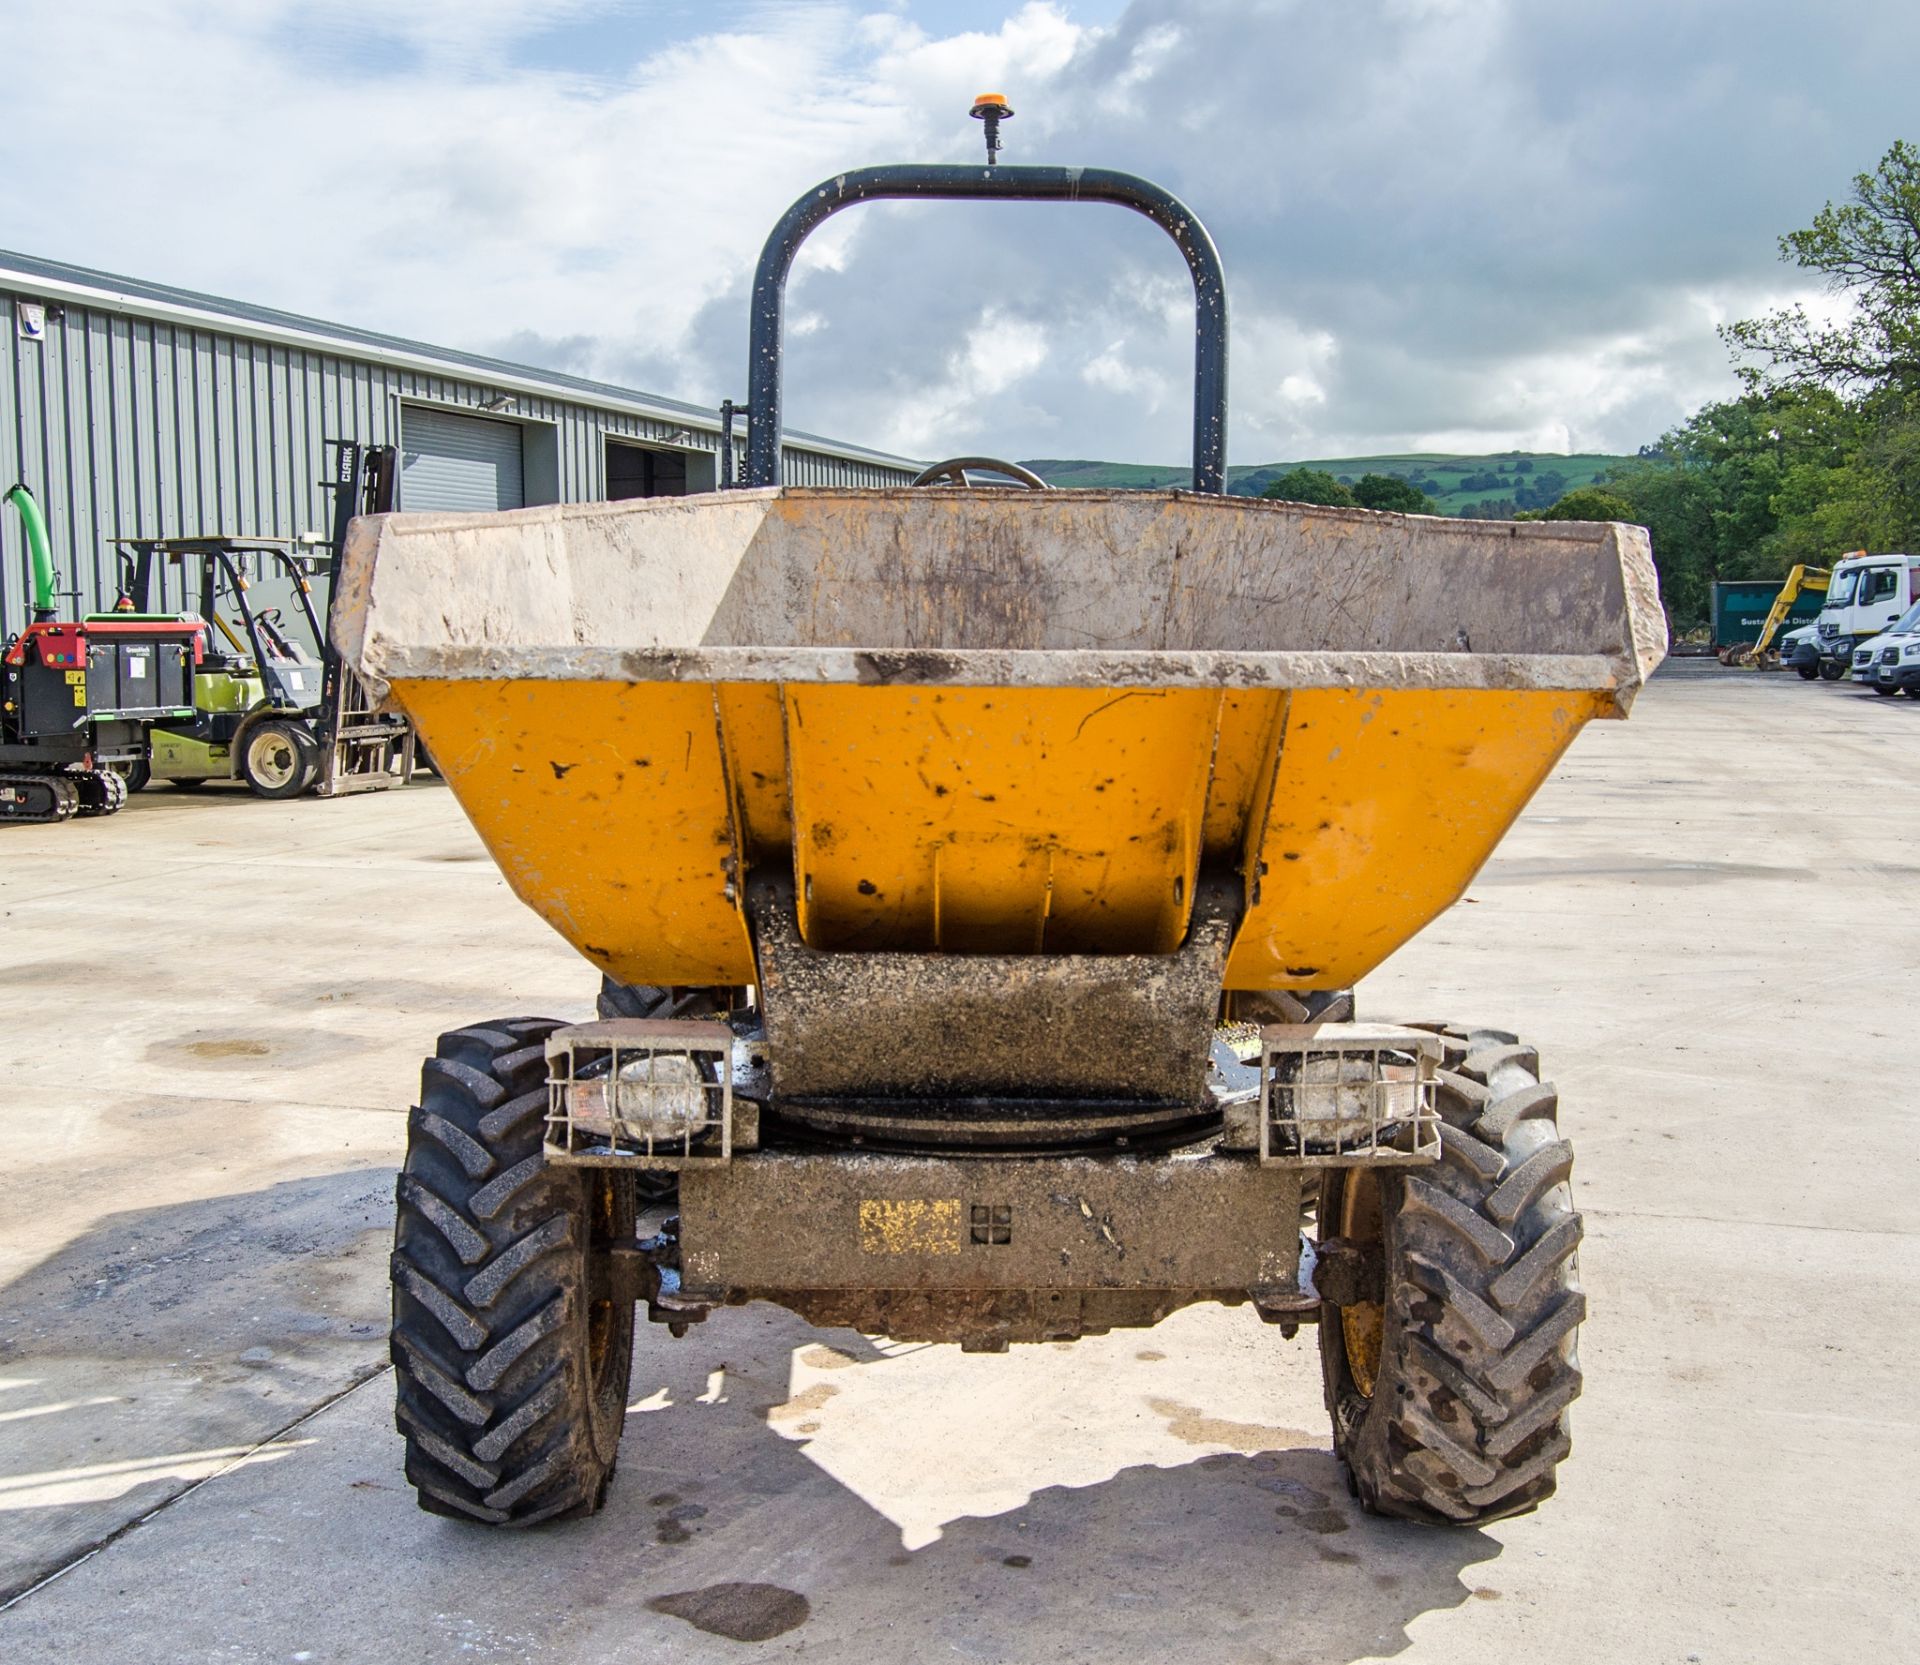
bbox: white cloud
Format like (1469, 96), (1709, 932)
(2, 0), (1915, 463)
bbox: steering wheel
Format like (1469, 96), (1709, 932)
(909, 456), (1050, 490)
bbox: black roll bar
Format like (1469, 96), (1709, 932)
(745, 164), (1229, 493)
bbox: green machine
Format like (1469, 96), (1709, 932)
(118, 442), (417, 798)
(116, 536), (331, 795)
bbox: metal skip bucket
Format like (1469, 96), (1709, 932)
(333, 484), (1665, 994)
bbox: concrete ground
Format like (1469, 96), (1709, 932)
(0, 659), (1914, 1662)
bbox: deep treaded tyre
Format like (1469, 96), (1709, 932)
(595, 976), (737, 1021)
(1319, 1024), (1583, 1524)
(391, 1017), (636, 1526)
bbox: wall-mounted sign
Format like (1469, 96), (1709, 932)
(16, 302), (46, 341)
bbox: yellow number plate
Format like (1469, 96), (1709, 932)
(857, 1199), (961, 1256)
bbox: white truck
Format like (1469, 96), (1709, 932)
(1814, 552), (1920, 679)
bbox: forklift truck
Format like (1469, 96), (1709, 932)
(116, 534), (332, 796)
(117, 441), (417, 798)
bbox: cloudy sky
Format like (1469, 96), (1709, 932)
(5, 0), (1914, 464)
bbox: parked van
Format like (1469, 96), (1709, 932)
(1869, 601), (1920, 697)
(1781, 622), (1822, 679)
(1814, 552), (1920, 678)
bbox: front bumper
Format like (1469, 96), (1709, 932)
(676, 1149), (1313, 1345)
(545, 1015), (1439, 1347)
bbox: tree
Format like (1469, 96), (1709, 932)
(1723, 139), (1920, 395)
(1260, 467), (1356, 507)
(1604, 386), (1874, 623)
(1351, 473), (1433, 513)
(1535, 487), (1637, 522)
(1579, 142), (1920, 629)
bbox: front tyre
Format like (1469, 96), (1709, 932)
(391, 1018), (636, 1525)
(241, 718), (318, 799)
(1318, 1026), (1583, 1524)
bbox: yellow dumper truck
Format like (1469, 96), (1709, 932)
(337, 115), (1665, 1532)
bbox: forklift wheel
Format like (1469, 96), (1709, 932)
(116, 758), (151, 794)
(241, 720), (318, 800)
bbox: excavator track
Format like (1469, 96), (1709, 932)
(0, 772), (82, 825)
(73, 768), (129, 818)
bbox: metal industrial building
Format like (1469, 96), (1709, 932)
(0, 249), (917, 623)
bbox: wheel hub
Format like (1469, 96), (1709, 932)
(1336, 1169), (1386, 1399)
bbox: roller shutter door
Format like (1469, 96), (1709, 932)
(400, 407), (524, 511)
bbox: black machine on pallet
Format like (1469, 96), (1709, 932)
(1, 484), (204, 824)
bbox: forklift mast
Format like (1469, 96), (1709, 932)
(313, 440), (414, 796)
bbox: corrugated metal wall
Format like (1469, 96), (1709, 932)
(1, 282), (912, 625)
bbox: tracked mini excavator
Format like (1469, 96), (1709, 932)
(1, 484), (203, 824)
(338, 102), (1665, 1530)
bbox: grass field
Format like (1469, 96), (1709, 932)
(1023, 452), (1629, 514)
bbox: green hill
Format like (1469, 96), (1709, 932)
(1022, 452), (1630, 517)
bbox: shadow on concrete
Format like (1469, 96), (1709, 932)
(2, 1180), (1501, 1661)
(0, 1170), (394, 1369)
(0, 1170), (395, 1601)
(568, 1305), (1502, 1662)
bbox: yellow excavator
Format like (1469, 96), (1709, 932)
(1729, 564), (1830, 668)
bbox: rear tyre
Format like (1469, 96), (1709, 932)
(1318, 1025), (1583, 1524)
(1225, 987), (1357, 1025)
(241, 719), (317, 799)
(1795, 663), (1820, 681)
(595, 976), (739, 1021)
(391, 1017), (636, 1526)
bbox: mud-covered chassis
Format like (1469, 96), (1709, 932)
(390, 885), (1584, 1532)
